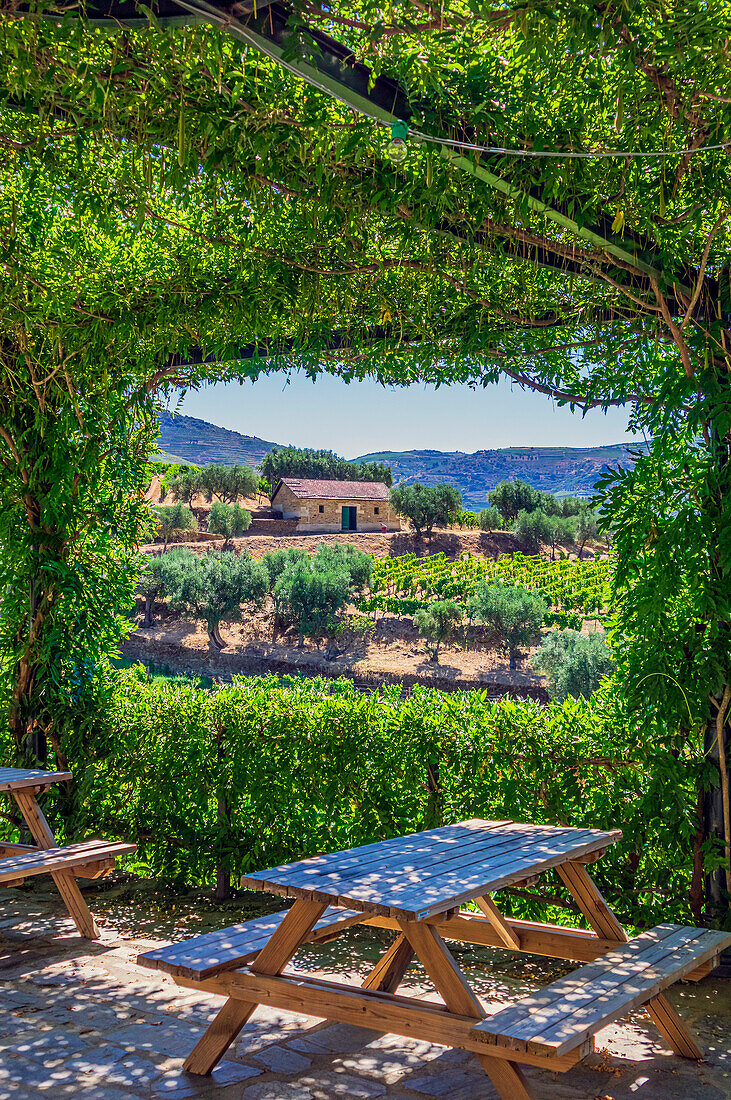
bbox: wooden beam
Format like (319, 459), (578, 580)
(11, 789), (99, 939)
(363, 911), (617, 963)
(361, 934), (414, 994)
(476, 896), (521, 950)
(398, 919), (535, 1100)
(183, 898), (326, 1075)
(174, 968), (590, 1071)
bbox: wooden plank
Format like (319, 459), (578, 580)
(472, 925), (730, 1056)
(646, 994), (703, 1059)
(556, 861), (627, 941)
(0, 842), (38, 856)
(183, 898), (327, 1075)
(0, 840), (137, 884)
(139, 906), (364, 981)
(472, 925), (683, 1045)
(175, 967), (590, 1071)
(361, 934), (414, 994)
(242, 829), (622, 920)
(0, 767), (72, 793)
(246, 820), (514, 886)
(397, 919), (535, 1100)
(365, 911), (617, 963)
(12, 790), (101, 939)
(476, 896), (521, 950)
(242, 824), (619, 902)
(257, 822), (555, 889)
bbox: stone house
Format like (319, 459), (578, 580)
(270, 478), (399, 533)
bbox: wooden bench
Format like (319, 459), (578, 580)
(138, 906), (366, 982)
(471, 923), (731, 1058)
(0, 839), (137, 889)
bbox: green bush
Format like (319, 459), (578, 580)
(478, 506), (502, 532)
(207, 501), (252, 546)
(273, 555), (351, 644)
(153, 503), (197, 549)
(31, 670), (710, 929)
(414, 599), (462, 662)
(531, 629), (616, 700)
(470, 579), (546, 668)
(390, 482), (462, 538)
(512, 508), (552, 552)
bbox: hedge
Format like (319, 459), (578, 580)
(5, 669), (713, 929)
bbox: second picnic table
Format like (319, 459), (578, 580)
(139, 819), (730, 1100)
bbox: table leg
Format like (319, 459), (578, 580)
(361, 933), (414, 993)
(12, 788), (99, 939)
(557, 860), (703, 1060)
(398, 919), (535, 1100)
(184, 898), (327, 1076)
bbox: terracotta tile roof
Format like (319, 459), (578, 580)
(273, 478), (390, 502)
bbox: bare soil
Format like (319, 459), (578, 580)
(126, 595), (549, 698)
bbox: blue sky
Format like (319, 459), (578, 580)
(176, 373), (644, 458)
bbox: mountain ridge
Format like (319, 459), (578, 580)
(158, 409), (647, 507)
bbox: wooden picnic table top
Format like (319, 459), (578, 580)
(240, 818), (622, 921)
(0, 767), (72, 793)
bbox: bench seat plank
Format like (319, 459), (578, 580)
(137, 906), (365, 981)
(0, 840), (136, 885)
(471, 923), (731, 1056)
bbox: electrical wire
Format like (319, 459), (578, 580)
(172, 0), (729, 162)
(411, 130), (731, 159)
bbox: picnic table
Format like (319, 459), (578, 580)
(0, 767), (136, 938)
(139, 819), (730, 1099)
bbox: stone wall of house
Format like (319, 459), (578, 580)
(272, 483), (399, 532)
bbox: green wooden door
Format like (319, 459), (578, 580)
(341, 506), (357, 531)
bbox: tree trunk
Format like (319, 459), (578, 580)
(705, 689), (731, 920)
(509, 647), (517, 670)
(208, 622), (226, 650)
(143, 596), (154, 628)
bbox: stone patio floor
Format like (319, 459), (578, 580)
(1, 885), (730, 1100)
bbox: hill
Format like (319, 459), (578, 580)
(157, 409), (646, 505)
(158, 409), (277, 467)
(355, 443), (649, 509)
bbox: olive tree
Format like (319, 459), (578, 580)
(470, 581), (547, 669)
(414, 600), (463, 663)
(166, 550), (269, 650)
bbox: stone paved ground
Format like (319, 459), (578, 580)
(1, 887), (730, 1100)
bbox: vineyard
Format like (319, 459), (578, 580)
(358, 551), (614, 625)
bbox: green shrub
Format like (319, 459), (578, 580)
(531, 629), (616, 700)
(414, 599), (463, 662)
(478, 506), (503, 532)
(512, 508), (552, 552)
(470, 579), (546, 668)
(390, 482), (462, 538)
(273, 555), (351, 644)
(262, 547), (308, 589)
(35, 670), (709, 929)
(207, 501), (252, 546)
(153, 503), (197, 549)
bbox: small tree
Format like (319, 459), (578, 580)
(136, 555), (167, 628)
(273, 556), (351, 645)
(262, 547), (309, 590)
(531, 629), (615, 700)
(166, 550), (269, 649)
(390, 482), (462, 539)
(479, 506), (503, 532)
(207, 501), (252, 547)
(546, 515), (578, 560)
(512, 509), (552, 553)
(258, 475), (272, 503)
(576, 507), (600, 559)
(167, 467), (201, 512)
(470, 580), (546, 669)
(488, 480), (541, 523)
(314, 543), (373, 594)
(414, 599), (462, 663)
(153, 503), (197, 549)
